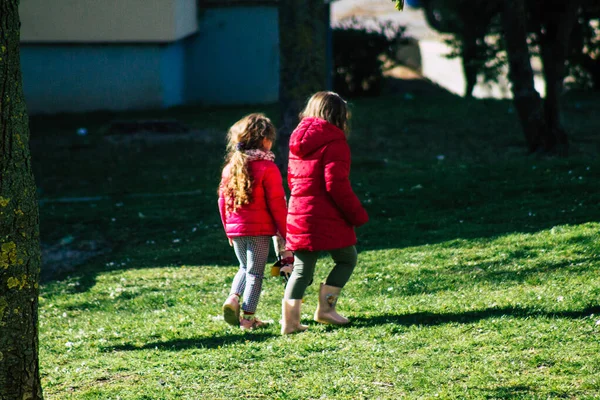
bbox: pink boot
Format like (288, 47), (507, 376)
(314, 284), (350, 325)
(222, 294), (240, 326)
(281, 299), (308, 335)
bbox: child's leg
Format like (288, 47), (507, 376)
(223, 238), (248, 326)
(313, 246), (357, 326)
(284, 250), (319, 300)
(241, 236), (271, 314)
(325, 246), (357, 288)
(230, 238), (249, 296)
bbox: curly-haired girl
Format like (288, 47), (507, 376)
(218, 113), (290, 330)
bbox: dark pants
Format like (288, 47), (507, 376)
(284, 246), (358, 300)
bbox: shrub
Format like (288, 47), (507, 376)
(333, 19), (408, 97)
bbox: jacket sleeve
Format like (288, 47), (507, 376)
(263, 163), (288, 237)
(217, 179), (228, 236)
(323, 140), (369, 227)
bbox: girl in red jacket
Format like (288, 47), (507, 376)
(282, 91), (369, 335)
(218, 113), (290, 330)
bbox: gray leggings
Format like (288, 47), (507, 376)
(284, 246), (358, 300)
(230, 236), (271, 313)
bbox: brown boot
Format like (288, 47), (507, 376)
(281, 299), (308, 335)
(314, 283), (349, 325)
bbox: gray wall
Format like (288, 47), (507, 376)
(20, 6), (282, 114)
(184, 6), (280, 105)
(21, 42), (185, 114)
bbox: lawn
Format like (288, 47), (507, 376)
(32, 92), (600, 399)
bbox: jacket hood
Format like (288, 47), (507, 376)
(289, 117), (346, 157)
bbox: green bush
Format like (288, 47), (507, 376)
(333, 19), (408, 97)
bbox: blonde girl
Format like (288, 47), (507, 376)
(282, 92), (368, 334)
(218, 113), (289, 330)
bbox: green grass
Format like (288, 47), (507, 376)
(32, 93), (600, 399)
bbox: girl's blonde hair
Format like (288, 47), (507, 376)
(300, 91), (350, 134)
(222, 113), (276, 212)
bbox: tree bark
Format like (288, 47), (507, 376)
(502, 0), (546, 153)
(460, 26), (483, 98)
(538, 1), (578, 156)
(0, 1), (44, 399)
(458, 1), (503, 98)
(277, 0), (328, 171)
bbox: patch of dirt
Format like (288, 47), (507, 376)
(103, 119), (222, 145)
(41, 236), (111, 281)
(104, 129), (220, 145)
(107, 119), (190, 135)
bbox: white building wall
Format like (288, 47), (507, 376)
(20, 0), (198, 43)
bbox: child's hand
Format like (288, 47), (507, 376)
(279, 256), (295, 282)
(271, 256), (294, 282)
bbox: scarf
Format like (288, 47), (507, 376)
(243, 148), (276, 162)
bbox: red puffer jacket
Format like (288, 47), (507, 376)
(218, 160), (287, 238)
(286, 117), (368, 252)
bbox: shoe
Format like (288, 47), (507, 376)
(222, 294), (240, 326)
(314, 283), (349, 325)
(281, 299), (308, 335)
(240, 315), (269, 330)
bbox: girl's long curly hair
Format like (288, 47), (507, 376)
(221, 113), (276, 213)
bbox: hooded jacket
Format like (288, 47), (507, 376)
(218, 159), (287, 238)
(286, 117), (368, 251)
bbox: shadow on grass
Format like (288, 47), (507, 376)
(389, 255), (600, 297)
(486, 385), (534, 399)
(102, 305), (600, 353)
(40, 230), (599, 299)
(485, 385), (572, 399)
(351, 305), (600, 328)
(103, 332), (276, 353)
(472, 257), (598, 284)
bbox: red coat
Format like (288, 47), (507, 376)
(218, 160), (287, 238)
(286, 117), (368, 251)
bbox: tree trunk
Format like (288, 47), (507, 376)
(0, 1), (44, 399)
(460, 30), (479, 98)
(502, 0), (546, 153)
(277, 0), (328, 171)
(538, 1), (578, 156)
(459, 1), (503, 98)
